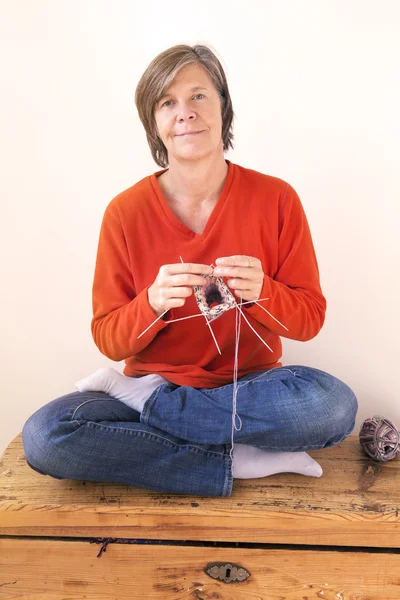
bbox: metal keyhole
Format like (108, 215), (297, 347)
(205, 562), (250, 584)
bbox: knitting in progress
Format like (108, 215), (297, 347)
(136, 258), (288, 464)
(76, 261), (325, 479)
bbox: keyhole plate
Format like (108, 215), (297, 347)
(205, 562), (251, 583)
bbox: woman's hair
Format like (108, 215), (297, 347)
(135, 44), (234, 168)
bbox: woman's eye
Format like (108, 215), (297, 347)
(160, 94), (204, 108)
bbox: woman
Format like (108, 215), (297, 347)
(22, 44), (358, 497)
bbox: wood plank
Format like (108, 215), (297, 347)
(1, 434), (400, 547)
(1, 538), (400, 599)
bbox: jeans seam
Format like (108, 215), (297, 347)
(239, 368), (296, 388)
(71, 397), (124, 421)
(141, 385), (162, 424)
(222, 454), (233, 497)
(256, 429), (355, 451)
(80, 420), (227, 457)
(203, 367), (296, 395)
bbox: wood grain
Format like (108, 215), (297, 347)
(1, 434), (400, 547)
(1, 538), (400, 599)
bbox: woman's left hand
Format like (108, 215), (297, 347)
(212, 255), (264, 302)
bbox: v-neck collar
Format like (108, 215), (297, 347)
(149, 160), (235, 240)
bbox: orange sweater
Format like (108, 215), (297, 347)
(91, 160), (326, 388)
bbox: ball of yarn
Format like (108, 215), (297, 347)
(359, 415), (400, 462)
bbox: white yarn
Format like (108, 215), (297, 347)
(229, 297), (243, 464)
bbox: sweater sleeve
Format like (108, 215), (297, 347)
(245, 183), (326, 341)
(91, 204), (169, 361)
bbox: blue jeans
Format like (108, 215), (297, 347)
(22, 365), (358, 497)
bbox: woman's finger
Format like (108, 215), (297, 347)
(215, 255), (259, 268)
(215, 266), (254, 278)
(213, 256), (261, 277)
(164, 262), (213, 276)
(226, 279), (256, 290)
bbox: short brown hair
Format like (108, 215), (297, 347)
(135, 44), (235, 168)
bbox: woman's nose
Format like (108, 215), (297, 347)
(176, 105), (196, 121)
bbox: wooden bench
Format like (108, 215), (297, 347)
(1, 433), (400, 598)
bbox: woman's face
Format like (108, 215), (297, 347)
(154, 63), (224, 164)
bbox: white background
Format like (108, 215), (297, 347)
(1, 0), (399, 455)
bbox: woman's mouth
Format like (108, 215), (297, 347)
(177, 131), (204, 137)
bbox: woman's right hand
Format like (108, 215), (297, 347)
(148, 262), (213, 316)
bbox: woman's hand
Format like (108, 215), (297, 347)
(148, 262), (213, 316)
(213, 255), (264, 302)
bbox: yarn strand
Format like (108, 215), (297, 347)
(229, 296), (243, 464)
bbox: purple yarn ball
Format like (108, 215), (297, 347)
(359, 415), (400, 462)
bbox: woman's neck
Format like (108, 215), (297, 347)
(158, 154), (229, 206)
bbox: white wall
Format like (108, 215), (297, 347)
(1, 0), (399, 455)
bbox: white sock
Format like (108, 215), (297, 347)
(75, 367), (167, 413)
(232, 443), (323, 479)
